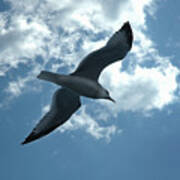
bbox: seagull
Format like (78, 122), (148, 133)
(21, 21), (133, 145)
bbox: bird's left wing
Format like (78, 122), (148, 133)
(72, 21), (133, 81)
(21, 88), (81, 145)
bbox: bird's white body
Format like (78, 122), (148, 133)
(56, 75), (102, 98)
(38, 71), (106, 99)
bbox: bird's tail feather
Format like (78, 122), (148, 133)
(37, 71), (61, 85)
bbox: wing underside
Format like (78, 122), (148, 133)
(72, 21), (133, 81)
(21, 88), (81, 145)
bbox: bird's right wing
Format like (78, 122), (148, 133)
(21, 88), (81, 145)
(72, 21), (133, 81)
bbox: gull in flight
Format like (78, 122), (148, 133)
(21, 21), (133, 145)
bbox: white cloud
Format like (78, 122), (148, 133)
(0, 0), (156, 77)
(5, 63), (43, 97)
(1, 0), (180, 140)
(41, 104), (50, 115)
(59, 106), (121, 142)
(99, 0), (127, 20)
(0, 15), (51, 75)
(100, 62), (179, 113)
(6, 77), (27, 97)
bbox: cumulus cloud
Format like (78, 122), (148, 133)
(1, 0), (180, 140)
(99, 0), (127, 20)
(100, 62), (179, 113)
(0, 0), (155, 77)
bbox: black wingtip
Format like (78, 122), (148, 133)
(124, 21), (130, 25)
(122, 21), (130, 29)
(20, 123), (61, 145)
(121, 21), (133, 50)
(37, 70), (45, 79)
(21, 138), (30, 145)
(21, 140), (27, 145)
(21, 131), (37, 145)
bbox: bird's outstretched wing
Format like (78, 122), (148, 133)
(72, 21), (133, 81)
(21, 88), (81, 145)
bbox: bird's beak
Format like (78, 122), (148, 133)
(107, 96), (116, 103)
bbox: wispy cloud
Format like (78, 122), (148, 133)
(59, 106), (121, 142)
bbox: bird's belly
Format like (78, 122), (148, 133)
(58, 75), (100, 98)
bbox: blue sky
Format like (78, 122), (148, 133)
(1, 0), (180, 179)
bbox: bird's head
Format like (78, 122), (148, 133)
(102, 89), (116, 103)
